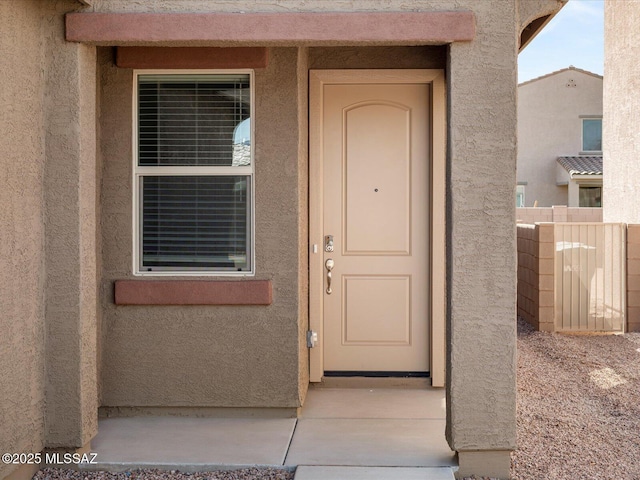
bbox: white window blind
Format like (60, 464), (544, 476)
(135, 73), (253, 273)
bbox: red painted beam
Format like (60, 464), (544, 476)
(116, 47), (269, 69)
(66, 12), (475, 46)
(115, 280), (273, 306)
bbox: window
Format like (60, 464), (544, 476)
(134, 72), (254, 274)
(579, 186), (602, 207)
(516, 185), (525, 207)
(582, 118), (602, 152)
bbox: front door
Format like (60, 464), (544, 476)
(315, 73), (431, 375)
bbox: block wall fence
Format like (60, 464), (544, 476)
(516, 206), (602, 225)
(627, 225), (640, 332)
(517, 223), (639, 333)
(517, 224), (555, 331)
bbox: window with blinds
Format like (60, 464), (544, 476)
(134, 72), (253, 273)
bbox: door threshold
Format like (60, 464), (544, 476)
(324, 371), (430, 378)
(313, 376), (431, 389)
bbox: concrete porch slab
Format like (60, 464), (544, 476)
(294, 466), (455, 480)
(88, 417), (296, 469)
(301, 387), (446, 419)
(85, 388), (454, 473)
(284, 419), (455, 467)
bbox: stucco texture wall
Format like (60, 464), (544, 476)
(1, 0), (100, 468)
(80, 1), (565, 476)
(308, 46), (445, 69)
(43, 0), (99, 448)
(99, 47), (307, 409)
(78, 0), (533, 14)
(0, 1), (46, 478)
(0, 0), (567, 477)
(603, 0), (640, 223)
(98, 44), (445, 409)
(518, 68), (603, 207)
(445, 0), (528, 464)
(442, 6), (563, 471)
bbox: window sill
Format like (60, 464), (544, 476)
(114, 279), (272, 305)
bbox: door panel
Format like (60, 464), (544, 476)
(344, 102), (411, 255)
(343, 275), (411, 345)
(322, 83), (430, 373)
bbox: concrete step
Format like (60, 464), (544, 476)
(294, 466), (455, 480)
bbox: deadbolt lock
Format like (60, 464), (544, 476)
(325, 235), (334, 252)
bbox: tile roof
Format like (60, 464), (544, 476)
(557, 156), (603, 176)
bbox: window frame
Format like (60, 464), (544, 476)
(132, 69), (256, 276)
(580, 117), (603, 154)
(578, 184), (602, 208)
(516, 184), (526, 208)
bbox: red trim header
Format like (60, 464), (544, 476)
(66, 12), (475, 46)
(116, 47), (269, 69)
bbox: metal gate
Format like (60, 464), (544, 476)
(554, 223), (626, 332)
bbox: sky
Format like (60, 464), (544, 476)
(518, 0), (604, 83)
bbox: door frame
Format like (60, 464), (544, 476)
(309, 69), (446, 386)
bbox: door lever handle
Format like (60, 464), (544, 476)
(325, 258), (335, 294)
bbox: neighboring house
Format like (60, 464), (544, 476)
(517, 66), (603, 207)
(0, 1), (566, 480)
(556, 156), (603, 207)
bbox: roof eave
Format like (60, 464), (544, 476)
(519, 0), (569, 52)
(570, 174), (603, 180)
(520, 14), (555, 52)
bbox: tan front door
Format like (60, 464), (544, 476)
(320, 80), (430, 374)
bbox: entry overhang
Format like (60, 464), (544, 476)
(65, 11), (475, 46)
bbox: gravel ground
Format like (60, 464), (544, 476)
(511, 318), (640, 480)
(32, 320), (640, 480)
(33, 469), (294, 480)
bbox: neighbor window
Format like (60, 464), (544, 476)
(516, 185), (525, 208)
(579, 186), (602, 207)
(582, 118), (602, 152)
(134, 72), (254, 274)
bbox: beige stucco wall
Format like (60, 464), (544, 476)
(1, 0), (99, 471)
(43, 0), (99, 448)
(517, 68), (603, 207)
(0, 1), (46, 478)
(99, 47), (309, 409)
(78, 0), (557, 16)
(603, 0), (640, 223)
(98, 45), (445, 410)
(308, 46), (445, 69)
(86, 0), (565, 477)
(445, 1), (522, 470)
(0, 0), (565, 477)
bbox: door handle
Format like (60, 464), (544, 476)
(325, 258), (335, 294)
